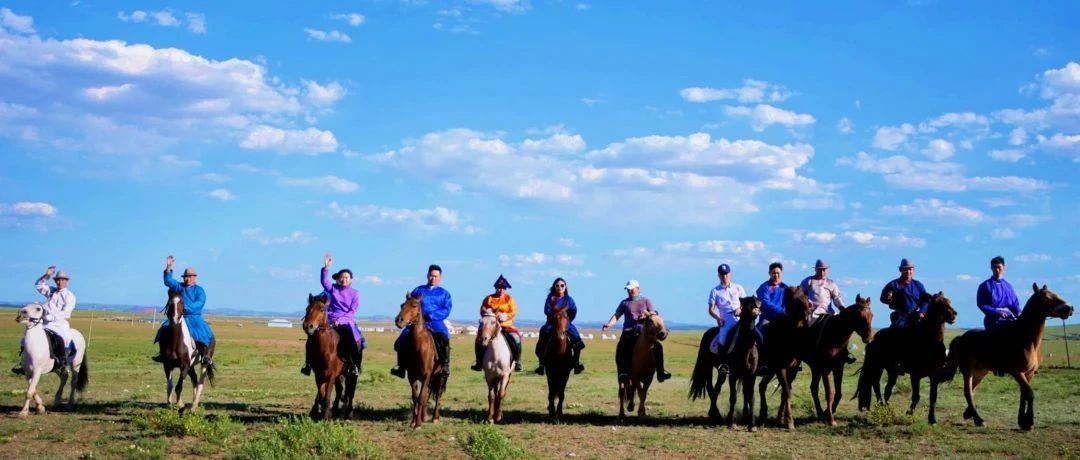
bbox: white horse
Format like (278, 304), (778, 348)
(15, 303), (88, 417)
(478, 312), (513, 423)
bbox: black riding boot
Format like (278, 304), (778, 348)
(49, 332), (67, 368)
(471, 342), (484, 371)
(509, 335), (522, 372)
(151, 326), (166, 363)
(572, 341), (585, 374)
(533, 332), (549, 375)
(334, 326), (359, 376)
(435, 334), (451, 376)
(11, 345), (24, 375)
(390, 350), (406, 378)
(616, 332), (635, 383)
(654, 342), (671, 383)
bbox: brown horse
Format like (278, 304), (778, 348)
(689, 297), (763, 429)
(394, 292), (447, 428)
(542, 305), (574, 418)
(159, 291), (214, 414)
(756, 285), (814, 430)
(302, 294), (357, 420)
(943, 284), (1073, 431)
(619, 311), (668, 419)
(856, 292), (956, 424)
(803, 295), (873, 425)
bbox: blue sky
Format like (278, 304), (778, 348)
(0, 1), (1077, 328)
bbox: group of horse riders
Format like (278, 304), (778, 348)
(12, 253), (1025, 384)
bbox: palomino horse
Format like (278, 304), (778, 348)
(619, 311), (668, 419)
(944, 284), (1073, 431)
(803, 295), (873, 426)
(542, 305), (574, 418)
(756, 286), (813, 430)
(689, 297), (762, 429)
(303, 294), (357, 420)
(15, 303), (88, 416)
(477, 311), (513, 424)
(159, 290), (215, 414)
(856, 292), (956, 424)
(395, 292), (447, 428)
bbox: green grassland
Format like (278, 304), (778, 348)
(0, 311), (1078, 459)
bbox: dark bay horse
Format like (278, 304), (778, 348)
(542, 305), (574, 418)
(756, 285), (813, 430)
(395, 292), (447, 428)
(619, 311), (668, 419)
(303, 294), (357, 420)
(803, 295), (873, 425)
(159, 291), (214, 414)
(856, 292), (956, 424)
(689, 297), (762, 430)
(943, 284), (1073, 431)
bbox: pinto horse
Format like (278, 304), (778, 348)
(756, 285), (813, 430)
(943, 284), (1073, 431)
(689, 297), (762, 429)
(803, 295), (873, 426)
(303, 294), (357, 420)
(477, 311), (513, 423)
(395, 292), (447, 428)
(856, 292), (956, 424)
(542, 305), (574, 418)
(159, 290), (214, 414)
(15, 303), (89, 416)
(619, 311), (668, 419)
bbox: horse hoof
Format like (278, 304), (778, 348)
(748, 425), (757, 433)
(17, 411), (28, 418)
(36, 407), (46, 415)
(974, 419), (984, 427)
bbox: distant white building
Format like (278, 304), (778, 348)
(267, 318), (293, 328)
(466, 325), (478, 335)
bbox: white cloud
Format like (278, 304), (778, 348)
(3, 202), (58, 217)
(278, 175), (359, 193)
(159, 154), (200, 168)
(200, 173), (230, 183)
(580, 97), (606, 106)
(921, 138), (956, 161)
(151, 11), (180, 26)
(795, 232), (837, 243)
(558, 238), (576, 247)
(83, 83), (135, 102)
(469, 0), (531, 13)
(919, 112), (990, 132)
(576, 3), (591, 10)
(1038, 133), (1080, 151)
(520, 133), (586, 153)
(988, 149), (1026, 162)
(1014, 253), (1053, 263)
(956, 274), (974, 281)
(227, 163), (280, 176)
(873, 124), (916, 150)
(320, 202), (472, 232)
(499, 252), (584, 267)
(240, 126), (338, 154)
(879, 198), (985, 223)
(680, 79), (792, 104)
(304, 28), (352, 43)
(724, 104), (815, 132)
(984, 197), (1015, 208)
(1, 7), (34, 34)
(838, 152), (1049, 192)
(208, 189), (236, 201)
(360, 275), (384, 285)
(117, 10), (201, 30)
(837, 117), (854, 134)
(303, 80), (348, 106)
(991, 228), (1016, 239)
(0, 201), (59, 230)
(433, 22), (478, 35)
(332, 13), (366, 27)
(241, 227), (316, 246)
(267, 266), (314, 282)
(186, 13), (206, 34)
(1009, 127), (1028, 145)
(793, 230), (925, 248)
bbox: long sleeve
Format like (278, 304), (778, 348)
(480, 296), (492, 315)
(186, 286), (206, 315)
(1004, 281), (1021, 317)
(567, 297), (578, 322)
(164, 270), (182, 291)
(320, 267), (333, 292)
(830, 283), (845, 312)
(976, 281), (998, 316)
(427, 290), (451, 322)
(56, 291), (76, 321)
(880, 282), (893, 306)
(914, 281), (929, 314)
(348, 290), (359, 317)
(506, 296), (517, 322)
(35, 275), (53, 297)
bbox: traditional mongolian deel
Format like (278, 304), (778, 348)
(400, 284), (453, 338)
(880, 278), (929, 327)
(35, 274), (76, 346)
(755, 281), (788, 323)
(976, 276), (1021, 331)
(542, 295), (582, 343)
(320, 267), (365, 348)
(160, 270), (214, 346)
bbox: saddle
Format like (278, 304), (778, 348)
(44, 329), (72, 362)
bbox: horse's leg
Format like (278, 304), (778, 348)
(928, 377), (939, 425)
(418, 379), (431, 427)
(626, 381), (636, 413)
(54, 367), (68, 408)
(758, 373), (771, 424)
(831, 366), (843, 415)
(189, 367), (203, 412)
(345, 374), (357, 420)
(962, 369), (988, 426)
(321, 378), (334, 421)
(822, 369), (836, 426)
(745, 374), (757, 432)
(32, 372), (46, 414)
(637, 382), (649, 417)
(486, 382), (496, 423)
(165, 367), (175, 405)
(557, 372), (567, 417)
(496, 376), (510, 423)
(726, 374), (737, 428)
(883, 368), (898, 403)
(810, 369), (824, 421)
(409, 380), (421, 427)
(618, 381), (627, 419)
(310, 376), (322, 419)
(907, 375), (921, 416)
(20, 371), (41, 417)
(708, 370), (721, 421)
(67, 361), (78, 409)
(1013, 372), (1035, 431)
(432, 376), (445, 423)
(546, 374), (556, 417)
(780, 368), (795, 430)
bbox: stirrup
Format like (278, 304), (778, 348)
(716, 363), (731, 375)
(300, 365), (311, 376)
(514, 361), (522, 372)
(11, 365), (24, 375)
(657, 370), (671, 383)
(534, 365), (546, 376)
(151, 354), (165, 363)
(470, 362), (483, 371)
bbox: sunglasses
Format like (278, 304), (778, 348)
(555, 284), (566, 288)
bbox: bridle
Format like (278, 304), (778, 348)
(18, 305), (45, 329)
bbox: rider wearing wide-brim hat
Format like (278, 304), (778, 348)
(153, 256), (216, 367)
(880, 258), (929, 328)
(471, 274), (523, 372)
(800, 259), (856, 364)
(602, 279), (672, 383)
(12, 266), (76, 375)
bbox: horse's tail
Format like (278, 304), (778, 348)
(204, 361), (217, 387)
(74, 352), (89, 393)
(854, 339), (883, 410)
(688, 327), (719, 401)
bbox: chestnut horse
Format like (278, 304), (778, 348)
(619, 311), (668, 419)
(803, 294), (873, 426)
(856, 292), (956, 424)
(303, 294), (357, 420)
(478, 311), (513, 424)
(395, 292), (447, 428)
(159, 290), (215, 414)
(542, 305), (574, 418)
(944, 283), (1073, 431)
(756, 285), (813, 430)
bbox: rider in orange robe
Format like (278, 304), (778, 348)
(471, 275), (523, 372)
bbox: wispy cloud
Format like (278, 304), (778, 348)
(332, 13), (366, 27)
(278, 175), (360, 193)
(241, 228), (317, 246)
(680, 80), (792, 104)
(304, 28), (352, 43)
(208, 189), (236, 201)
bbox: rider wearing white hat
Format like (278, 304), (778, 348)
(13, 266), (76, 374)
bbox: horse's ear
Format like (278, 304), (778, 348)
(1041, 284), (1047, 292)
(308, 293), (314, 302)
(405, 291), (411, 300)
(855, 294), (864, 303)
(1033, 282), (1039, 293)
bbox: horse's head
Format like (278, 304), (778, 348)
(477, 310), (500, 348)
(166, 290), (185, 324)
(641, 311), (668, 341)
(784, 286), (813, 322)
(16, 303), (44, 327)
(395, 292), (424, 329)
(844, 294), (874, 343)
(923, 291), (957, 324)
(1023, 283), (1073, 321)
(303, 293), (329, 336)
(739, 296), (762, 323)
(548, 305), (570, 332)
